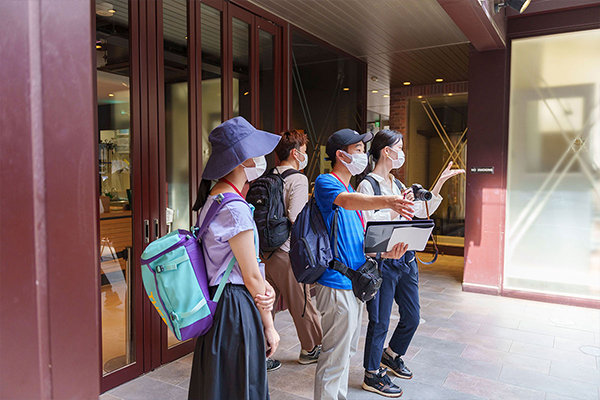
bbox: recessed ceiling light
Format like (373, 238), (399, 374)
(383, 94), (390, 98)
(343, 87), (350, 91)
(417, 95), (423, 99)
(185, 36), (188, 40)
(371, 90), (379, 94)
(108, 93), (115, 97)
(96, 2), (115, 17)
(435, 78), (444, 83)
(243, 91), (249, 96)
(96, 45), (102, 49)
(403, 82), (411, 86)
(448, 93), (453, 96)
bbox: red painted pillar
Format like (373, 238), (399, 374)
(0, 0), (100, 398)
(463, 48), (509, 294)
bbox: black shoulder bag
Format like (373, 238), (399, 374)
(328, 207), (382, 302)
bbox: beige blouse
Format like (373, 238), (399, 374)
(274, 165), (309, 252)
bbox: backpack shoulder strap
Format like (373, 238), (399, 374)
(281, 168), (302, 179)
(362, 175), (381, 196)
(194, 193), (248, 237)
(393, 178), (405, 193)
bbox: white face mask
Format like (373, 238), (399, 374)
(244, 156), (267, 181)
(388, 147), (405, 169)
(340, 150), (368, 176)
(295, 150), (308, 170)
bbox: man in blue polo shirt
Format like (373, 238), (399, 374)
(313, 129), (414, 400)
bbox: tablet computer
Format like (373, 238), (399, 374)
(364, 219), (435, 253)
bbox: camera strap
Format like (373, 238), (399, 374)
(416, 202), (439, 265)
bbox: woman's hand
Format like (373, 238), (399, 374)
(402, 187), (415, 201)
(439, 161), (466, 184)
(264, 327), (280, 358)
(254, 280), (276, 312)
(381, 242), (408, 259)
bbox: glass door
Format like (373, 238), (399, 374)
(96, 0), (144, 390)
(157, 0), (195, 360)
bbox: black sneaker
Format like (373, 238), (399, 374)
(362, 368), (403, 397)
(266, 358), (281, 372)
(298, 345), (322, 365)
(381, 351), (413, 379)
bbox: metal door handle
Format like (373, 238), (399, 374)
(144, 219), (150, 243)
(154, 218), (160, 240)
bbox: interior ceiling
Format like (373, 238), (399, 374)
(250, 0), (470, 117)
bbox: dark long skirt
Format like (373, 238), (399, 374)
(188, 284), (269, 400)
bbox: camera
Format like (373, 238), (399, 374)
(411, 184), (432, 201)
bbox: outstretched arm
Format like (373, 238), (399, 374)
(431, 161), (465, 197)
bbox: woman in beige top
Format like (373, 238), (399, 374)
(263, 130), (323, 371)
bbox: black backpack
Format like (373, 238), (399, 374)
(246, 168), (301, 254)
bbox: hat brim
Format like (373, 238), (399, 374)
(202, 128), (281, 180)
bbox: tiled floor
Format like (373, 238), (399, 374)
(101, 255), (600, 400)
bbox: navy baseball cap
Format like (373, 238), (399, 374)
(325, 128), (374, 161)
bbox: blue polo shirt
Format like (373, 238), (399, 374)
(314, 174), (366, 290)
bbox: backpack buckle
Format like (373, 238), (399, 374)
(156, 265), (164, 273)
(216, 193), (225, 204)
(170, 312), (179, 321)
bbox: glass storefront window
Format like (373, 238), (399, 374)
(259, 29), (275, 132)
(201, 4), (223, 168)
(162, 0), (190, 348)
(96, 0), (135, 375)
(291, 30), (366, 183)
(407, 95), (468, 242)
(505, 29), (600, 299)
(232, 18), (251, 120)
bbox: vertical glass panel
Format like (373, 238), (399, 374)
(259, 30), (275, 132)
(201, 4), (222, 168)
(407, 95), (467, 245)
(291, 30), (366, 184)
(232, 18), (251, 120)
(96, 0), (135, 374)
(163, 0), (190, 348)
(505, 29), (600, 299)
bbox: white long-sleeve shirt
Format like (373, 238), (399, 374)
(356, 172), (443, 223)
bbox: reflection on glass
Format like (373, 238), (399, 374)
(259, 30), (275, 132)
(232, 18), (250, 120)
(201, 4), (223, 168)
(407, 96), (467, 242)
(291, 30), (366, 181)
(505, 29), (600, 299)
(163, 0), (190, 348)
(96, 0), (135, 374)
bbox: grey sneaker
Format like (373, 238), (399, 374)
(298, 345), (322, 364)
(362, 368), (403, 397)
(266, 358), (281, 372)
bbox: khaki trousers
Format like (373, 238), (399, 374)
(313, 284), (363, 400)
(264, 249), (322, 352)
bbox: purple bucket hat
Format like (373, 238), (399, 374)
(202, 116), (281, 180)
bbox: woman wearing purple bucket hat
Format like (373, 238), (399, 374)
(188, 116), (281, 400)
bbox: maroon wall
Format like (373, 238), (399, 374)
(462, 48), (508, 295)
(0, 0), (100, 398)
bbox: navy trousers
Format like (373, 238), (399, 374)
(363, 252), (420, 371)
